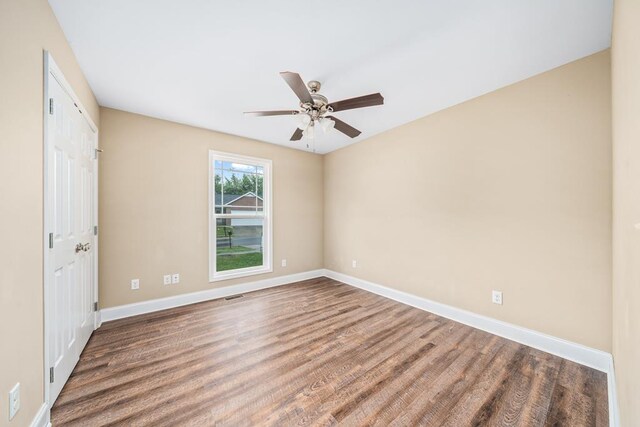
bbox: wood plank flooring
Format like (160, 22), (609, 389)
(51, 277), (608, 426)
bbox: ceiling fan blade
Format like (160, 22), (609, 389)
(290, 128), (304, 141)
(244, 110), (298, 116)
(328, 93), (384, 113)
(327, 116), (361, 138)
(280, 72), (313, 104)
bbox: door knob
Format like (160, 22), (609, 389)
(75, 243), (91, 253)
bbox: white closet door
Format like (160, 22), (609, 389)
(46, 71), (96, 403)
(76, 100), (96, 352)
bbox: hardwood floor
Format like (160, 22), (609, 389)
(51, 277), (608, 426)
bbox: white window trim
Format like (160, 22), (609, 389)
(209, 150), (273, 282)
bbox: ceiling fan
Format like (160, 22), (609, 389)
(244, 71), (384, 142)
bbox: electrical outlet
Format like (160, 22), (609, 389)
(131, 279), (140, 290)
(163, 275), (172, 285)
(281, 259), (287, 267)
(9, 383), (20, 420)
(352, 260), (357, 268)
(172, 273), (180, 284)
(492, 290), (503, 305)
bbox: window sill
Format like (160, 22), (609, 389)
(209, 265), (273, 283)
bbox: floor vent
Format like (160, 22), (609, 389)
(225, 294), (244, 300)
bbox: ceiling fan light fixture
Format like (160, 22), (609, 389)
(297, 113), (311, 130)
(304, 122), (315, 139)
(320, 117), (335, 133)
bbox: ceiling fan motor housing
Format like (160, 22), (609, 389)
(302, 90), (330, 119)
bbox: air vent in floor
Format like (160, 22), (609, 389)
(225, 294), (244, 300)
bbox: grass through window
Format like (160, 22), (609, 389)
(216, 246), (263, 271)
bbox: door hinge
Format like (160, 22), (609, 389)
(49, 233), (54, 249)
(49, 367), (54, 383)
(93, 302), (98, 312)
(95, 148), (103, 159)
(49, 98), (54, 115)
(94, 225), (98, 236)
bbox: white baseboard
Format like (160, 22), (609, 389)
(100, 269), (324, 322)
(607, 357), (620, 427)
(322, 269), (619, 427)
(29, 403), (49, 427)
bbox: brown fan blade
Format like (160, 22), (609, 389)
(280, 72), (313, 104)
(244, 110), (298, 116)
(327, 116), (361, 138)
(328, 93), (384, 112)
(290, 128), (304, 141)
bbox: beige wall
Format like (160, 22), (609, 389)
(0, 0), (100, 425)
(98, 108), (323, 308)
(612, 0), (640, 424)
(324, 50), (612, 351)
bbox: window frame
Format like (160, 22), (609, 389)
(209, 150), (273, 282)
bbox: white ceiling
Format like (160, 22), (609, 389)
(49, 0), (612, 154)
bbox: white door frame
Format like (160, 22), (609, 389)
(43, 51), (99, 421)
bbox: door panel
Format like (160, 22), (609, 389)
(47, 71), (97, 403)
(77, 112), (96, 346)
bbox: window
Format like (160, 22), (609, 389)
(209, 151), (272, 281)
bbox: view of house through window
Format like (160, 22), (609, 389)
(210, 151), (271, 280)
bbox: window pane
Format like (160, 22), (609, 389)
(216, 219), (264, 272)
(214, 162), (263, 214)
